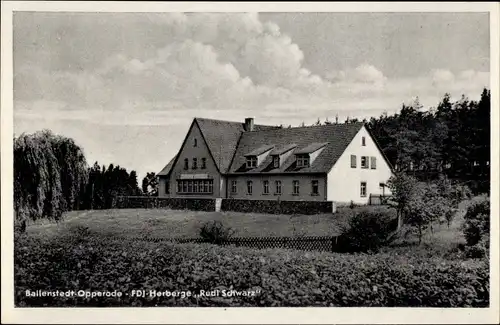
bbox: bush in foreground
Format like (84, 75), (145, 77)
(199, 220), (234, 244)
(15, 231), (489, 307)
(339, 211), (397, 253)
(462, 197), (490, 259)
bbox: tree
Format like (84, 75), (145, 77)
(386, 172), (420, 230)
(142, 172), (159, 196)
(14, 130), (88, 224)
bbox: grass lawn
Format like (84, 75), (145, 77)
(25, 200), (474, 259)
(27, 208), (354, 240)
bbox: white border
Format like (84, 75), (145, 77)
(1, 2), (499, 324)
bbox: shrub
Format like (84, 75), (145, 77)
(199, 220), (234, 244)
(463, 197), (490, 246)
(14, 232), (489, 307)
(339, 211), (397, 253)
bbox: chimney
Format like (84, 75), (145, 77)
(244, 117), (254, 132)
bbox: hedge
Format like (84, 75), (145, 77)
(114, 196), (335, 215)
(15, 231), (489, 307)
(115, 196), (216, 211)
(221, 198), (334, 215)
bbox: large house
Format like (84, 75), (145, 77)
(157, 117), (393, 205)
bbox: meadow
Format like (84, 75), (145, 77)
(15, 199), (489, 307)
(26, 207), (361, 240)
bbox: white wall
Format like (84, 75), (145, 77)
(327, 126), (393, 205)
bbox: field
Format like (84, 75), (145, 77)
(27, 208), (360, 240)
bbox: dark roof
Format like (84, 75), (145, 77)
(228, 122), (364, 174)
(157, 154), (177, 176)
(156, 118), (277, 176)
(269, 143), (297, 155)
(294, 142), (329, 154)
(195, 118), (277, 173)
(244, 144), (275, 157)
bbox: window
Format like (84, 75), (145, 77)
(296, 154), (310, 168)
(194, 138), (198, 147)
(311, 180), (319, 195)
(263, 180), (269, 194)
(361, 156), (369, 169)
(293, 180), (300, 195)
(201, 158), (206, 169)
(360, 182), (367, 197)
(275, 180), (282, 194)
(246, 156), (258, 168)
(379, 182), (385, 196)
(192, 158), (198, 169)
(370, 157), (377, 169)
(176, 179), (214, 194)
(165, 181), (170, 194)
(231, 180), (237, 194)
(247, 180), (253, 195)
(273, 156), (280, 168)
(350, 155), (357, 168)
(184, 158), (189, 170)
(362, 136), (366, 146)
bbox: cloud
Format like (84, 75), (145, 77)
(15, 12), (490, 118)
(13, 12), (491, 178)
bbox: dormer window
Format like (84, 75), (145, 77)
(273, 156), (280, 168)
(296, 154), (310, 168)
(246, 156), (258, 168)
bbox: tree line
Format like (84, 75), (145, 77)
(307, 88), (490, 193)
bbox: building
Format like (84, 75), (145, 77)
(157, 117), (393, 205)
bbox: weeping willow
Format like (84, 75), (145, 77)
(14, 130), (88, 223)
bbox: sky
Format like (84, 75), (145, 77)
(13, 12), (490, 180)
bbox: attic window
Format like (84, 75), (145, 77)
(296, 154), (310, 168)
(194, 138), (198, 147)
(246, 156), (258, 168)
(273, 156), (280, 168)
(362, 137), (366, 146)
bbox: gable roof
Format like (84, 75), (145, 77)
(157, 117), (278, 176)
(195, 118), (278, 173)
(229, 122), (364, 174)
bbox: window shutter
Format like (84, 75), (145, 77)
(351, 155), (357, 168)
(371, 157), (377, 169)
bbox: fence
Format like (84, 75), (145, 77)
(115, 235), (348, 253)
(114, 218), (398, 253)
(368, 194), (392, 206)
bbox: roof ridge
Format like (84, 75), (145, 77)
(194, 116), (274, 127)
(246, 121), (365, 134)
